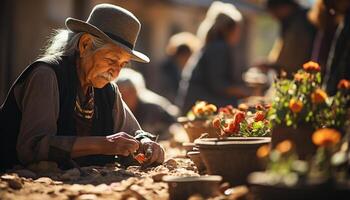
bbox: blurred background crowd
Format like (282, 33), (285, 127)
(1, 0), (349, 140)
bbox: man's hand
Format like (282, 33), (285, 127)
(138, 138), (165, 167)
(102, 132), (140, 156)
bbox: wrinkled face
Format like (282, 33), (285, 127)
(79, 34), (132, 88)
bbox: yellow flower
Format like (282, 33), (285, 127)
(257, 144), (270, 158)
(276, 140), (293, 154)
(238, 103), (249, 111)
(289, 99), (303, 113)
(311, 88), (328, 104)
(312, 128), (341, 147)
(205, 104), (217, 112)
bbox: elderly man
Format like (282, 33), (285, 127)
(0, 4), (164, 170)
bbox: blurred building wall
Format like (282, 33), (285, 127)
(0, 0), (277, 104)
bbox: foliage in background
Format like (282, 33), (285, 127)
(268, 61), (350, 130)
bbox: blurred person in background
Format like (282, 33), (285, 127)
(177, 1), (250, 114)
(308, 0), (345, 75)
(322, 0), (350, 95)
(157, 32), (201, 103)
(116, 68), (178, 140)
(0, 4), (164, 170)
(262, 0), (316, 75)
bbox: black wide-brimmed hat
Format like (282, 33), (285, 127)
(65, 3), (150, 63)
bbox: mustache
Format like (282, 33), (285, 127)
(98, 72), (113, 82)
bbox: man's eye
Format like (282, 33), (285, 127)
(106, 58), (116, 64)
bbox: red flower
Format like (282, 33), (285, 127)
(234, 111), (245, 124)
(212, 117), (221, 129)
(134, 153), (147, 164)
(254, 111), (265, 122)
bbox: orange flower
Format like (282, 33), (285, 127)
(257, 144), (270, 158)
(289, 99), (303, 113)
(311, 88), (328, 104)
(294, 72), (310, 82)
(276, 140), (293, 154)
(312, 128), (341, 147)
(303, 61), (321, 72)
(337, 79), (350, 90)
(294, 73), (304, 82)
(238, 103), (249, 111)
(212, 117), (221, 129)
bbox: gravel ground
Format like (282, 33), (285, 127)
(0, 134), (248, 200)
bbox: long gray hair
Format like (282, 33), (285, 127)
(41, 29), (106, 58)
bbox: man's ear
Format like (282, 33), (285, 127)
(78, 33), (93, 57)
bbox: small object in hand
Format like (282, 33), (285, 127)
(134, 153), (147, 164)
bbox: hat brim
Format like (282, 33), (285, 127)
(65, 17), (150, 63)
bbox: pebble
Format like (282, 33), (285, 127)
(151, 173), (167, 182)
(34, 177), (53, 184)
(77, 194), (98, 200)
(164, 159), (178, 169)
(1, 174), (23, 190)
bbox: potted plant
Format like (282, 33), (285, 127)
(212, 104), (271, 138)
(268, 61), (350, 159)
(177, 101), (219, 142)
(195, 104), (272, 185)
(248, 128), (350, 200)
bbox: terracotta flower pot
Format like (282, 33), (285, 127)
(271, 124), (316, 160)
(177, 117), (219, 142)
(182, 142), (196, 152)
(195, 137), (271, 186)
(187, 151), (206, 173)
(248, 172), (336, 200)
(162, 175), (222, 200)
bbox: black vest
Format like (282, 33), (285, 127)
(0, 55), (115, 170)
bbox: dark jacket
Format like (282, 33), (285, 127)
(178, 40), (237, 113)
(0, 55), (115, 170)
(323, 12), (350, 95)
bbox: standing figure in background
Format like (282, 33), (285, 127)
(322, 0), (350, 95)
(265, 0), (316, 75)
(157, 32), (201, 103)
(177, 1), (249, 114)
(116, 68), (178, 140)
(308, 0), (344, 75)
